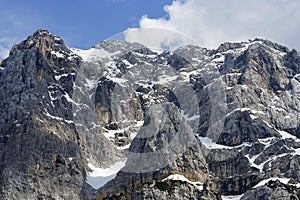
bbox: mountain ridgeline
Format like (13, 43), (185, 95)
(0, 30), (300, 199)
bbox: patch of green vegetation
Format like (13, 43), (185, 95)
(155, 181), (174, 193)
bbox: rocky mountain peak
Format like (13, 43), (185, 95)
(0, 30), (300, 200)
(216, 38), (290, 54)
(94, 39), (154, 55)
(8, 29), (78, 66)
(250, 38), (290, 53)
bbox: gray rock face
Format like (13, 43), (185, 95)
(0, 30), (87, 199)
(241, 180), (299, 200)
(0, 30), (300, 200)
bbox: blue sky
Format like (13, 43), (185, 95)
(1, 0), (300, 59)
(0, 0), (172, 57)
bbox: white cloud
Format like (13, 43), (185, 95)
(124, 28), (196, 52)
(125, 0), (300, 50)
(0, 11), (26, 59)
(0, 45), (10, 59)
(0, 37), (17, 59)
(0, 38), (16, 59)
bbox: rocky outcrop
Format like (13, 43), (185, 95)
(241, 180), (299, 200)
(0, 30), (86, 199)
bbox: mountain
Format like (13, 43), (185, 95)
(0, 29), (299, 200)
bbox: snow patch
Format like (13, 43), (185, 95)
(213, 55), (225, 62)
(122, 59), (135, 68)
(198, 136), (251, 150)
(86, 161), (126, 189)
(251, 110), (266, 115)
(258, 137), (276, 146)
(84, 78), (98, 90)
(225, 107), (265, 118)
(291, 183), (300, 188)
(109, 77), (128, 86)
(221, 194), (244, 200)
(55, 72), (75, 81)
(250, 114), (258, 120)
(117, 144), (131, 150)
(253, 177), (290, 188)
(225, 108), (242, 118)
(245, 154), (264, 173)
(103, 120), (144, 141)
(163, 174), (203, 190)
(198, 136), (232, 149)
(71, 48), (120, 61)
(51, 50), (64, 58)
(43, 109), (74, 124)
(62, 93), (83, 107)
(278, 130), (300, 142)
(246, 152), (292, 174)
(270, 105), (286, 112)
(156, 74), (178, 85)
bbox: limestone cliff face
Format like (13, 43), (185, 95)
(0, 30), (300, 200)
(0, 30), (87, 199)
(93, 38), (300, 199)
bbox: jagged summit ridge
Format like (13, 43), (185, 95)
(8, 29), (79, 63)
(216, 37), (290, 54)
(0, 30), (300, 200)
